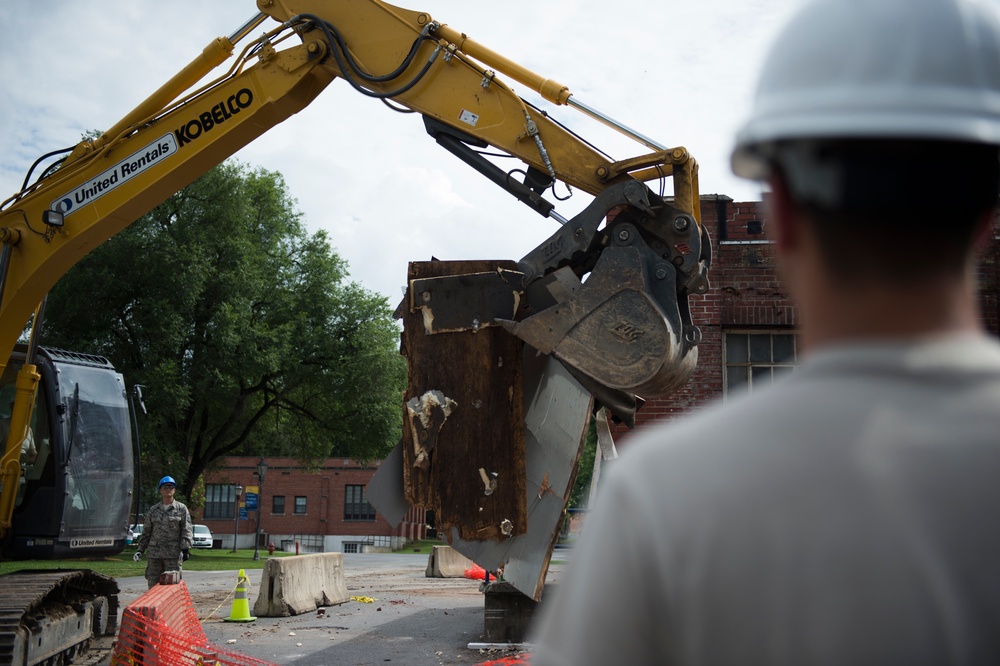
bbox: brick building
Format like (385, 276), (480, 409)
(200, 456), (426, 553)
(613, 194), (1000, 443)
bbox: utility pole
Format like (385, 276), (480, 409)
(231, 484), (243, 553)
(253, 458), (268, 561)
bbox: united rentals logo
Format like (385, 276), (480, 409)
(173, 88), (254, 146)
(70, 538), (115, 548)
(51, 134), (177, 217)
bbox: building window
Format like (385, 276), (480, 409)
(294, 496), (307, 515)
(204, 484), (238, 520)
(345, 485), (376, 521)
(725, 331), (797, 398)
(272, 495), (285, 515)
(343, 542), (360, 554)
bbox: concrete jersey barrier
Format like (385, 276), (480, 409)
(425, 545), (476, 578)
(253, 553), (350, 617)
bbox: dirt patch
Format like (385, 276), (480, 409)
(188, 591), (235, 620)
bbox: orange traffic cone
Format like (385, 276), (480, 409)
(224, 569), (257, 622)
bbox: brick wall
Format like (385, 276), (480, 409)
(979, 209), (1000, 334)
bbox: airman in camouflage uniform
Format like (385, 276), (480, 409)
(135, 475), (193, 588)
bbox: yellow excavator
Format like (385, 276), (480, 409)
(0, 0), (710, 662)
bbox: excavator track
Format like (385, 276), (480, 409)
(0, 570), (119, 666)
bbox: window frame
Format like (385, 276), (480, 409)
(204, 484), (237, 520)
(344, 484), (376, 522)
(723, 330), (798, 399)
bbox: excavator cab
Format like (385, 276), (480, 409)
(3, 347), (134, 559)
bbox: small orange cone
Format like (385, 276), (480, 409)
(224, 569), (257, 622)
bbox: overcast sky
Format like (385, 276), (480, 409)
(0, 0), (800, 302)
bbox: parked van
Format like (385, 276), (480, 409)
(192, 524), (214, 549)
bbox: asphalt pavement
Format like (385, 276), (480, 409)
(115, 552), (560, 665)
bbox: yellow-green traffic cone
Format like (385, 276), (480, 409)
(224, 569), (257, 622)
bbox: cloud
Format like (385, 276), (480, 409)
(1, 0), (798, 300)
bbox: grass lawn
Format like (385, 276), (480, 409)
(0, 547), (293, 578)
(395, 539), (444, 555)
(0, 540), (446, 578)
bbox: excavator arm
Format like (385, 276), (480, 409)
(0, 0), (710, 536)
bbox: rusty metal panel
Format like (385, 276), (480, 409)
(447, 351), (592, 601)
(409, 269), (522, 334)
(400, 260), (527, 542)
(369, 347), (593, 601)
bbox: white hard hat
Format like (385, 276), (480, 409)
(732, 0), (1000, 180)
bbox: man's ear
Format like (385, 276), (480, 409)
(765, 174), (801, 252)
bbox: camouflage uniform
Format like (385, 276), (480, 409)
(136, 499), (193, 588)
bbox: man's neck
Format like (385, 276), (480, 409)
(798, 274), (982, 353)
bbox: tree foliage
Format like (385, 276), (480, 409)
(43, 162), (406, 500)
(569, 416), (597, 509)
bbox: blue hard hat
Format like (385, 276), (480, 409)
(158, 475), (176, 489)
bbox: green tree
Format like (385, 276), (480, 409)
(569, 416), (597, 509)
(42, 161), (406, 499)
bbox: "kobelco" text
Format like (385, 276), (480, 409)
(174, 88), (254, 146)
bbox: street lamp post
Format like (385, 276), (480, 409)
(231, 484), (243, 553)
(253, 457), (268, 561)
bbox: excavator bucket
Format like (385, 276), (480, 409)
(497, 245), (699, 398)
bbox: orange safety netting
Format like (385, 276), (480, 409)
(111, 581), (276, 666)
(478, 655), (532, 665)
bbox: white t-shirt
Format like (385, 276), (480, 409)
(532, 334), (1000, 665)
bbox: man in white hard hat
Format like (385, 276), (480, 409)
(532, 0), (1000, 663)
